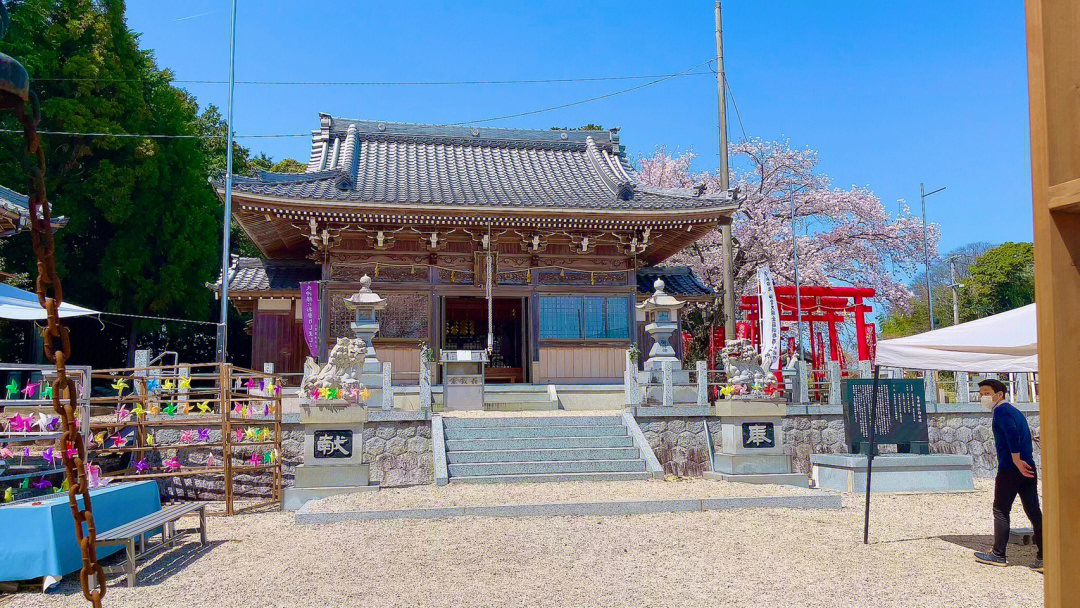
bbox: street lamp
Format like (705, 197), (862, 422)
(920, 183), (946, 330)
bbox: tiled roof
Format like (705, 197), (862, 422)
(223, 115), (733, 212)
(637, 266), (715, 299)
(209, 257), (320, 293)
(0, 184), (67, 234)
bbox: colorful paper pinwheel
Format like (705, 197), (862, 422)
(114, 406), (131, 422)
(248, 452), (260, 466)
(180, 430), (195, 443)
(3, 487), (13, 502)
(178, 377), (192, 390)
(21, 382), (39, 399)
(4, 379), (19, 399)
(0, 446), (12, 459)
(41, 384), (53, 399)
(145, 432), (156, 446)
(32, 478), (52, 489)
(145, 378), (159, 392)
(196, 401), (211, 414)
(134, 457), (149, 473)
(206, 454), (216, 468)
(111, 434), (128, 448)
(111, 379), (129, 397)
(42, 447), (57, 465)
(162, 403), (178, 417)
(197, 428), (210, 442)
(235, 428), (244, 442)
(8, 414), (32, 432)
(162, 379), (174, 391)
(162, 457), (181, 472)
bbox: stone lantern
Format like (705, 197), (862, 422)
(636, 278), (686, 371)
(343, 274), (386, 374)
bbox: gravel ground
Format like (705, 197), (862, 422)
(305, 477), (815, 512)
(2, 479), (1042, 608)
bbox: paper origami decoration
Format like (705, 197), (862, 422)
(206, 454), (216, 468)
(162, 457), (181, 472)
(248, 452), (260, 466)
(162, 403), (178, 417)
(181, 402), (193, 415)
(4, 379), (18, 398)
(145, 432), (155, 446)
(32, 478), (52, 489)
(111, 434), (128, 448)
(3, 487), (13, 502)
(263, 404), (270, 417)
(130, 403), (146, 417)
(145, 378), (159, 392)
(197, 428), (210, 442)
(162, 379), (174, 390)
(262, 450), (273, 464)
(318, 387), (330, 400)
(0, 446), (12, 459)
(180, 430), (195, 443)
(235, 428), (244, 442)
(178, 377), (192, 390)
(134, 457), (149, 473)
(244, 427), (258, 442)
(41, 384), (53, 399)
(245, 378), (257, 390)
(93, 431), (107, 447)
(114, 406), (131, 422)
(148, 404), (161, 416)
(34, 413), (54, 432)
(196, 401), (211, 414)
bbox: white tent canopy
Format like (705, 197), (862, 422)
(0, 283), (98, 321)
(875, 304), (1037, 373)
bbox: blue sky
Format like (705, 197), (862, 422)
(126, 1), (1032, 254)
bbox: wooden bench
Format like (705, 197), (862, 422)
(96, 502), (207, 587)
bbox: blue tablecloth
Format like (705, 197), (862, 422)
(0, 481), (160, 581)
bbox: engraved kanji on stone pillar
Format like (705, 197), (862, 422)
(696, 360), (708, 407)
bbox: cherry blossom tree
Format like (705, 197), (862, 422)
(638, 139), (938, 311)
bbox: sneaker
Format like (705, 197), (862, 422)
(975, 551), (1007, 566)
(1031, 559), (1043, 573)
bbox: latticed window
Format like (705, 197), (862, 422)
(539, 295), (630, 340)
(330, 292), (429, 339)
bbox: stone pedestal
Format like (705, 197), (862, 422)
(283, 399), (378, 510)
(704, 400), (807, 487)
(810, 453), (975, 493)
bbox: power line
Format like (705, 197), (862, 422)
(0, 58), (717, 138)
(724, 75), (750, 143)
(35, 71), (714, 87)
(449, 58), (715, 126)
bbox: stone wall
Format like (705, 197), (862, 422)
(781, 408), (1041, 478)
(637, 417), (722, 477)
(635, 405), (1040, 480)
(280, 420), (434, 488)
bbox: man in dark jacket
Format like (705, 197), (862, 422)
(973, 378), (1043, 571)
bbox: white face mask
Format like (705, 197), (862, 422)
(980, 395), (996, 410)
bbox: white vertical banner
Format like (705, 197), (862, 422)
(757, 267), (781, 374)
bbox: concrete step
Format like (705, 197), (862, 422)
(447, 447), (641, 464)
(444, 425), (627, 440)
(442, 415), (622, 428)
(448, 458), (646, 477)
(445, 435), (634, 451)
(448, 471), (651, 484)
(482, 401), (557, 412)
(483, 392), (554, 402)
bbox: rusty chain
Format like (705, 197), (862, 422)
(9, 81), (106, 607)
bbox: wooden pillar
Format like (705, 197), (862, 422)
(1025, 1), (1080, 603)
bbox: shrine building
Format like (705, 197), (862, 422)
(212, 115), (734, 386)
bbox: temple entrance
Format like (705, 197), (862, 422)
(442, 297), (526, 383)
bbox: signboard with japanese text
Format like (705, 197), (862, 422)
(313, 429), (352, 459)
(742, 422), (775, 449)
(841, 378), (928, 454)
(300, 281), (320, 360)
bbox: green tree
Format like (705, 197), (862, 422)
(960, 242), (1035, 320)
(0, 0), (227, 365)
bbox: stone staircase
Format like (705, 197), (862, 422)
(481, 384), (558, 411)
(441, 415), (652, 483)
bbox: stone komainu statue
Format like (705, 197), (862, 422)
(300, 337), (366, 397)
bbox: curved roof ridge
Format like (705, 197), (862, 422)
(325, 115), (617, 148)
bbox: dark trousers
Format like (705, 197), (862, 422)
(992, 466), (1043, 559)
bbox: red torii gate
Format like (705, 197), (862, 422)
(737, 285), (876, 367)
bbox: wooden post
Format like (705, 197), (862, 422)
(1025, 1), (1080, 602)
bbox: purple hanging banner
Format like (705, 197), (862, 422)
(300, 281), (320, 360)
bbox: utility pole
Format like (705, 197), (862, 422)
(216, 0), (238, 363)
(948, 257), (961, 326)
(715, 1), (735, 341)
(920, 183), (946, 331)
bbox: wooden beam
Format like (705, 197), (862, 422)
(1026, 1), (1080, 604)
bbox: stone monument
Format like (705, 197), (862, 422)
(704, 399), (807, 487)
(344, 274), (388, 407)
(285, 286), (384, 510)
